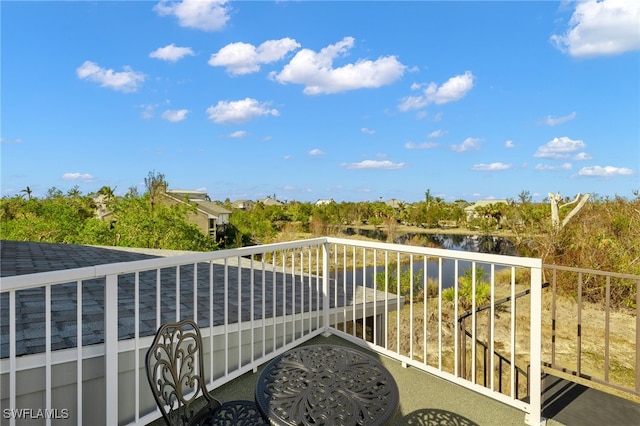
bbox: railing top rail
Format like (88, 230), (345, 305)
(0, 238), (330, 291)
(0, 237), (544, 292)
(543, 263), (640, 281)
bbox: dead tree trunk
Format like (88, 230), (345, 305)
(548, 192), (590, 229)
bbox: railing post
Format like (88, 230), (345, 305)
(526, 259), (544, 425)
(322, 240), (330, 336)
(105, 273), (118, 425)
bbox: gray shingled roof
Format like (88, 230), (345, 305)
(0, 240), (357, 358)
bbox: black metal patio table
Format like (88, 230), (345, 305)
(255, 344), (399, 426)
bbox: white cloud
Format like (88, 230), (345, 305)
(541, 111), (577, 126)
(0, 137), (22, 144)
(62, 172), (94, 182)
(578, 165), (634, 177)
(154, 0), (230, 31)
(149, 44), (195, 62)
(471, 163), (512, 171)
(428, 129), (446, 138)
(206, 98), (279, 124)
(76, 61), (144, 93)
(535, 163), (573, 171)
(209, 38), (300, 75)
(309, 149), (325, 156)
(404, 141), (438, 150)
(229, 130), (247, 138)
(398, 71), (475, 111)
(139, 104), (158, 119)
(551, 0), (640, 57)
(505, 140), (515, 148)
(161, 109), (189, 122)
(534, 136), (586, 159)
(270, 37), (406, 95)
(573, 152), (592, 161)
(361, 128), (375, 135)
(342, 160), (407, 170)
(451, 137), (482, 153)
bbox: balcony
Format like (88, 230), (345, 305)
(1, 238), (637, 425)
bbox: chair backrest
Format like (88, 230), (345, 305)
(146, 319), (218, 425)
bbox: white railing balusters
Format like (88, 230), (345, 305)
(193, 263), (198, 324)
(175, 266), (180, 321)
(134, 272), (140, 423)
(489, 264), (496, 393)
(0, 238), (576, 426)
(76, 280), (83, 426)
(423, 256), (428, 365)
(395, 251), (400, 354)
(322, 242), (330, 335)
(510, 265), (516, 399)
(271, 251), (277, 352)
(237, 255), (242, 370)
(471, 261), (477, 385)
(373, 250), (378, 347)
(223, 258), (229, 376)
(250, 255), (255, 365)
(9, 290), (16, 426)
(438, 257), (450, 377)
(384, 250), (389, 352)
(209, 260), (214, 384)
(45, 284), (52, 426)
(260, 255), (266, 359)
(155, 269), (161, 331)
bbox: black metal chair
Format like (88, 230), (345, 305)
(145, 319), (267, 426)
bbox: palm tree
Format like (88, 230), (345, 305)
(67, 185), (81, 198)
(97, 185), (116, 201)
(20, 186), (33, 200)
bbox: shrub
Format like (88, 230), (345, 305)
(442, 267), (491, 311)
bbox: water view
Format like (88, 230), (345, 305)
(338, 229), (518, 291)
(342, 228), (517, 256)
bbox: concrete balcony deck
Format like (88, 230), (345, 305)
(148, 332), (640, 426)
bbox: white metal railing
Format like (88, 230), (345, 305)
(0, 237), (544, 425)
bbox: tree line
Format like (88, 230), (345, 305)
(2, 175), (638, 306)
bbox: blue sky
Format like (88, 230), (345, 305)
(2, 0), (639, 203)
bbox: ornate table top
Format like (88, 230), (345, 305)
(255, 345), (399, 426)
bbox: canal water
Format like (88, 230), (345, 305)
(338, 228), (518, 290)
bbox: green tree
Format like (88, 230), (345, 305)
(20, 186), (33, 200)
(96, 185), (116, 201)
(144, 170), (168, 210)
(376, 264), (423, 302)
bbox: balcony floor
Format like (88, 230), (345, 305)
(148, 333), (566, 426)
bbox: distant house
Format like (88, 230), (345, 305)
(93, 194), (113, 221)
(315, 199), (334, 206)
(385, 198), (403, 209)
(232, 199), (255, 210)
(464, 199), (508, 221)
(259, 196), (284, 206)
(163, 190), (232, 241)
